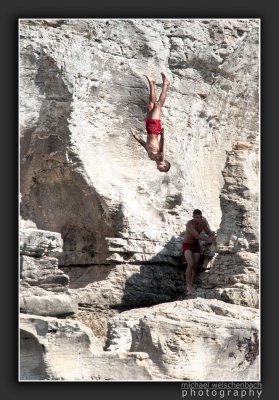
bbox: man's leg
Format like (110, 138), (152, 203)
(184, 250), (195, 294)
(158, 72), (170, 107)
(144, 75), (156, 118)
(150, 72), (170, 119)
(190, 253), (201, 287)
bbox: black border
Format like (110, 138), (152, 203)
(2, 0), (277, 399)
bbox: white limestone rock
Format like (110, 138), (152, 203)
(199, 252), (259, 307)
(20, 229), (78, 316)
(20, 227), (63, 257)
(20, 255), (68, 291)
(217, 142), (259, 254)
(19, 19), (260, 381)
(20, 314), (152, 381)
(62, 262), (186, 308)
(19, 19), (259, 267)
(106, 298), (259, 381)
(20, 291), (78, 317)
(197, 141), (259, 308)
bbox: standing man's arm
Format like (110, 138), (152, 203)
(186, 222), (212, 242)
(130, 128), (146, 149)
(203, 218), (216, 240)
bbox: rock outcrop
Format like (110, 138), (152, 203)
(19, 18), (260, 381)
(20, 226), (78, 316)
(20, 314), (152, 380)
(198, 140), (259, 308)
(106, 298), (259, 381)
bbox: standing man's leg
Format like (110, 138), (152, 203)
(190, 253), (201, 288)
(184, 250), (195, 294)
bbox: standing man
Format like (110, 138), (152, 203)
(182, 209), (215, 295)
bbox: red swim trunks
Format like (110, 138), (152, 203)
(144, 118), (162, 135)
(182, 241), (200, 254)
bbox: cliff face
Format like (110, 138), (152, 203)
(19, 19), (260, 381)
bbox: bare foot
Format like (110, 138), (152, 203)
(187, 286), (196, 296)
(161, 72), (170, 86)
(143, 74), (155, 85)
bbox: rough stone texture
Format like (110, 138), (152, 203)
(217, 142), (259, 254)
(73, 305), (120, 348)
(197, 252), (259, 307)
(62, 262), (186, 309)
(20, 228), (78, 316)
(106, 298), (259, 381)
(106, 235), (183, 265)
(20, 255), (68, 291)
(20, 314), (152, 380)
(20, 18), (259, 266)
(19, 18), (260, 381)
(198, 141), (259, 308)
(20, 227), (63, 257)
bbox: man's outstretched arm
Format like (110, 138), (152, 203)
(159, 128), (164, 152)
(130, 128), (146, 148)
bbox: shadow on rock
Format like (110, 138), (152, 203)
(119, 235), (214, 309)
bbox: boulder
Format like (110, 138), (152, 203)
(20, 314), (152, 381)
(106, 298), (259, 380)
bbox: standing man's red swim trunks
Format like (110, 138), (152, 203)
(182, 241), (201, 254)
(144, 118), (162, 135)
